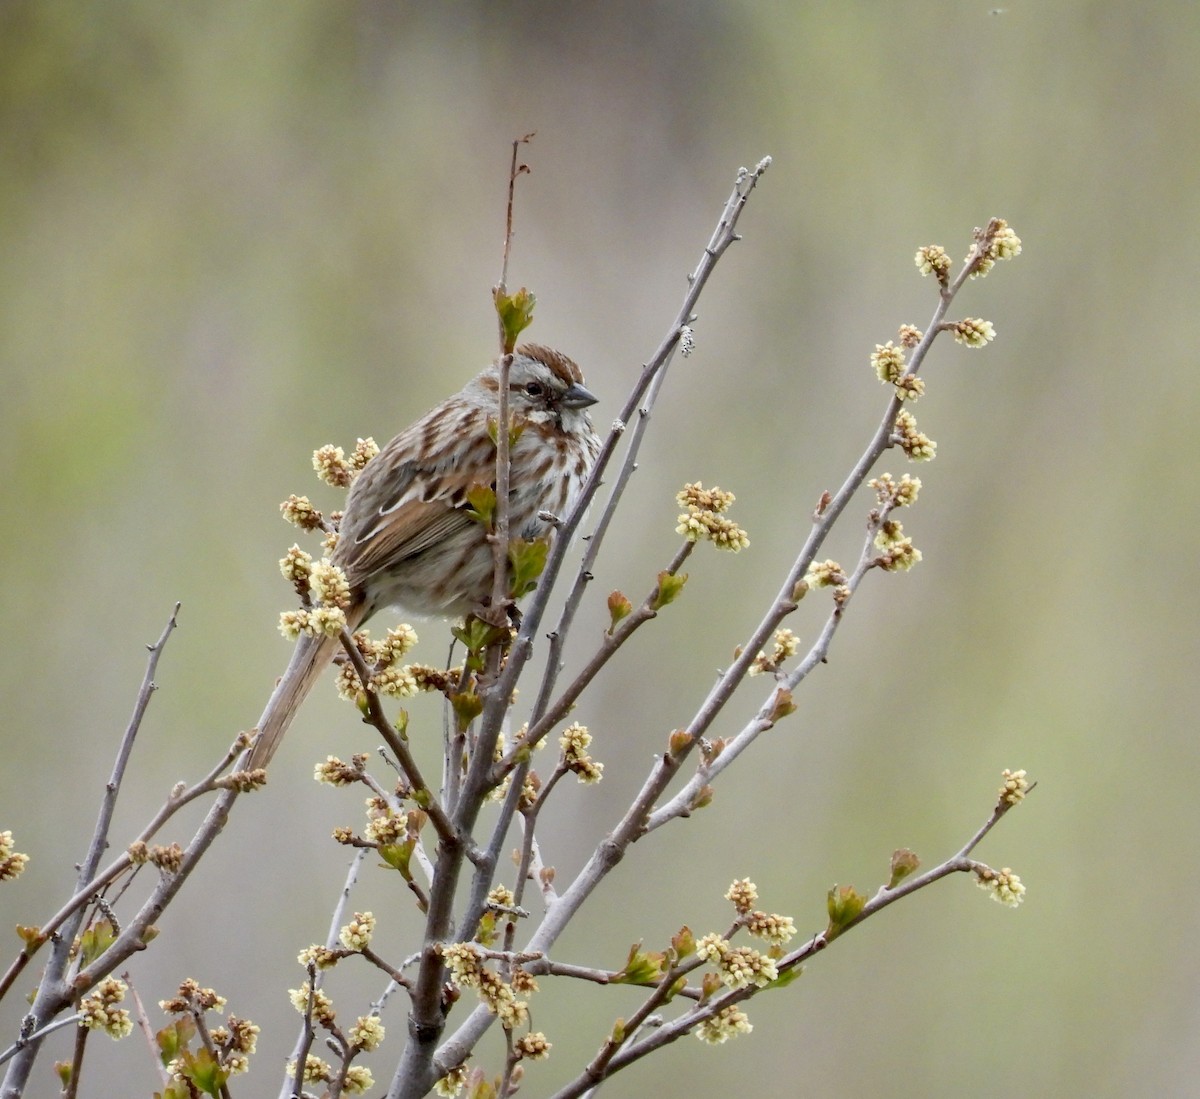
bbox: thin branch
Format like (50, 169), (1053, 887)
(0, 605), (181, 1096)
(548, 796), (1026, 1097)
(479, 158), (772, 755)
(0, 1013), (81, 1069)
(336, 630), (459, 850)
(392, 159), (774, 1099)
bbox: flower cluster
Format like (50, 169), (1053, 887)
(279, 603), (347, 641)
(893, 409), (937, 461)
(870, 472), (921, 509)
(311, 560), (352, 610)
(914, 244), (952, 280)
(159, 979), (227, 1015)
(975, 865), (1026, 907)
(695, 933), (778, 989)
(999, 768), (1030, 806)
(79, 977), (133, 1040)
(297, 944), (339, 970)
(951, 318), (996, 348)
(314, 754), (368, 786)
(339, 910), (376, 952)
(874, 520), (922, 572)
(970, 218), (1022, 278)
(516, 1031), (552, 1060)
(363, 799), (406, 845)
(288, 982), (335, 1026)
(313, 438), (380, 488)
(434, 1065), (469, 1096)
(870, 340), (927, 403)
(280, 493), (323, 531)
(142, 842), (184, 874)
(559, 723), (603, 784)
(871, 341), (906, 385)
(440, 943), (530, 1029)
(676, 482), (749, 551)
(286, 1054), (373, 1095)
(725, 878), (758, 914)
(748, 629), (799, 676)
(333, 625), (424, 702)
(349, 1014), (385, 1052)
(279, 544), (313, 590)
(487, 883), (516, 909)
(746, 909), (797, 947)
(695, 1004), (754, 1045)
(804, 559), (846, 589)
(313, 444), (353, 488)
(0, 831), (29, 882)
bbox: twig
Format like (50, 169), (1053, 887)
(0, 1014), (81, 1069)
(278, 849), (369, 1099)
(0, 604), (181, 1096)
(548, 797), (1026, 1097)
(645, 245), (984, 827)
(337, 629), (459, 850)
(0, 727), (251, 1007)
(392, 158), (773, 1099)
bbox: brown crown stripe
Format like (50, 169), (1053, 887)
(515, 343), (586, 385)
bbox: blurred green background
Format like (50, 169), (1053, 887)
(2, 2), (1198, 1095)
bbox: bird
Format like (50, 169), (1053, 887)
(245, 344), (601, 771)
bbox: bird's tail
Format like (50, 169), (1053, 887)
(245, 604), (366, 771)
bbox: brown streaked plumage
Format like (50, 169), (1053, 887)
(246, 345), (601, 770)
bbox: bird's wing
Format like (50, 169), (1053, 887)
(338, 464), (483, 590)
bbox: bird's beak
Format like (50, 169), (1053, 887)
(560, 383), (598, 410)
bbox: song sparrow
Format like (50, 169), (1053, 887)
(246, 343), (601, 769)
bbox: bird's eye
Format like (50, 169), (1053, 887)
(524, 381), (546, 398)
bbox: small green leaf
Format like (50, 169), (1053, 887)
(379, 838), (416, 880)
(465, 483), (497, 527)
(156, 1018), (196, 1067)
(15, 925), (43, 949)
(476, 910), (499, 947)
(769, 966), (803, 988)
(825, 884), (867, 941)
(450, 688), (484, 732)
(650, 571), (688, 611)
(671, 925), (696, 959)
(488, 413), (526, 449)
(452, 616), (510, 670)
(508, 537), (549, 598)
(79, 919), (117, 967)
(494, 287), (537, 354)
(888, 848), (920, 889)
(177, 1047), (228, 1097)
(769, 686), (797, 722)
(613, 943), (666, 986)
(607, 590), (633, 633)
